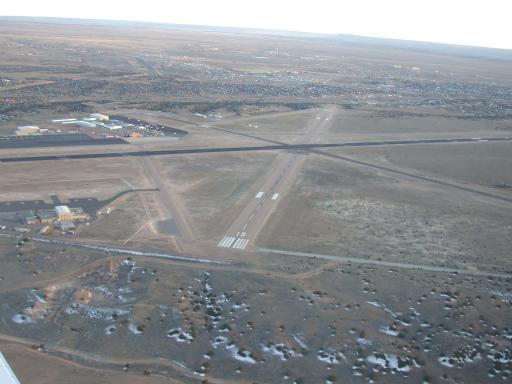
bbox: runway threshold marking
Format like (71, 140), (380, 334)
(232, 238), (249, 249)
(271, 193), (280, 200)
(218, 236), (236, 247)
(255, 191), (265, 199)
(233, 238), (244, 248)
(217, 236), (249, 250)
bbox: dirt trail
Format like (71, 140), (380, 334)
(0, 334), (255, 384)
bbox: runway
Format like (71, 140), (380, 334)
(216, 108), (337, 250)
(0, 133), (127, 149)
(1, 136), (510, 163)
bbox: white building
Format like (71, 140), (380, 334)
(96, 122), (122, 130)
(55, 205), (73, 221)
(75, 121), (97, 128)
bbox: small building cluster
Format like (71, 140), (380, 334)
(53, 113), (123, 130)
(15, 126), (49, 136)
(20, 205), (89, 232)
(51, 113), (184, 138)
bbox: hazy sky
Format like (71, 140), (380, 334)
(1, 0), (511, 49)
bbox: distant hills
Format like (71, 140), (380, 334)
(1, 15), (511, 61)
(333, 34), (512, 61)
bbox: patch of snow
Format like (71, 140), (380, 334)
(438, 357), (454, 367)
(64, 304), (129, 320)
(128, 322), (143, 335)
(293, 334), (308, 350)
(318, 348), (343, 364)
(367, 353), (411, 372)
(211, 336), (229, 348)
(30, 290), (47, 304)
(261, 342), (301, 360)
(226, 343), (256, 364)
(357, 337), (373, 346)
(168, 327), (194, 343)
(12, 313), (34, 324)
(172, 360), (187, 369)
(379, 326), (399, 336)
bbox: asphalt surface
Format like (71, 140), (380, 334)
(0, 133), (127, 149)
(1, 136), (510, 162)
(141, 156), (194, 241)
(0, 189), (157, 220)
(217, 109), (336, 250)
(109, 115), (188, 137)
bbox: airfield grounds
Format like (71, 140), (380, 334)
(0, 18), (511, 383)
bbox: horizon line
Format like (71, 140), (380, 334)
(1, 15), (511, 52)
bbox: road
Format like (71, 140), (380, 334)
(134, 56), (161, 77)
(1, 136), (510, 163)
(260, 248), (512, 279)
(0, 333), (204, 384)
(31, 236), (228, 265)
(140, 156), (194, 241)
(217, 108), (336, 250)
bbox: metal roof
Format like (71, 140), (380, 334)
(55, 205), (71, 214)
(0, 352), (20, 384)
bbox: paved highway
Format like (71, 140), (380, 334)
(1, 136), (510, 163)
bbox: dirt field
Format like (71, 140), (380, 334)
(337, 141), (512, 189)
(258, 155), (512, 272)
(158, 152), (278, 239)
(0, 240), (511, 383)
(0, 17), (511, 384)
